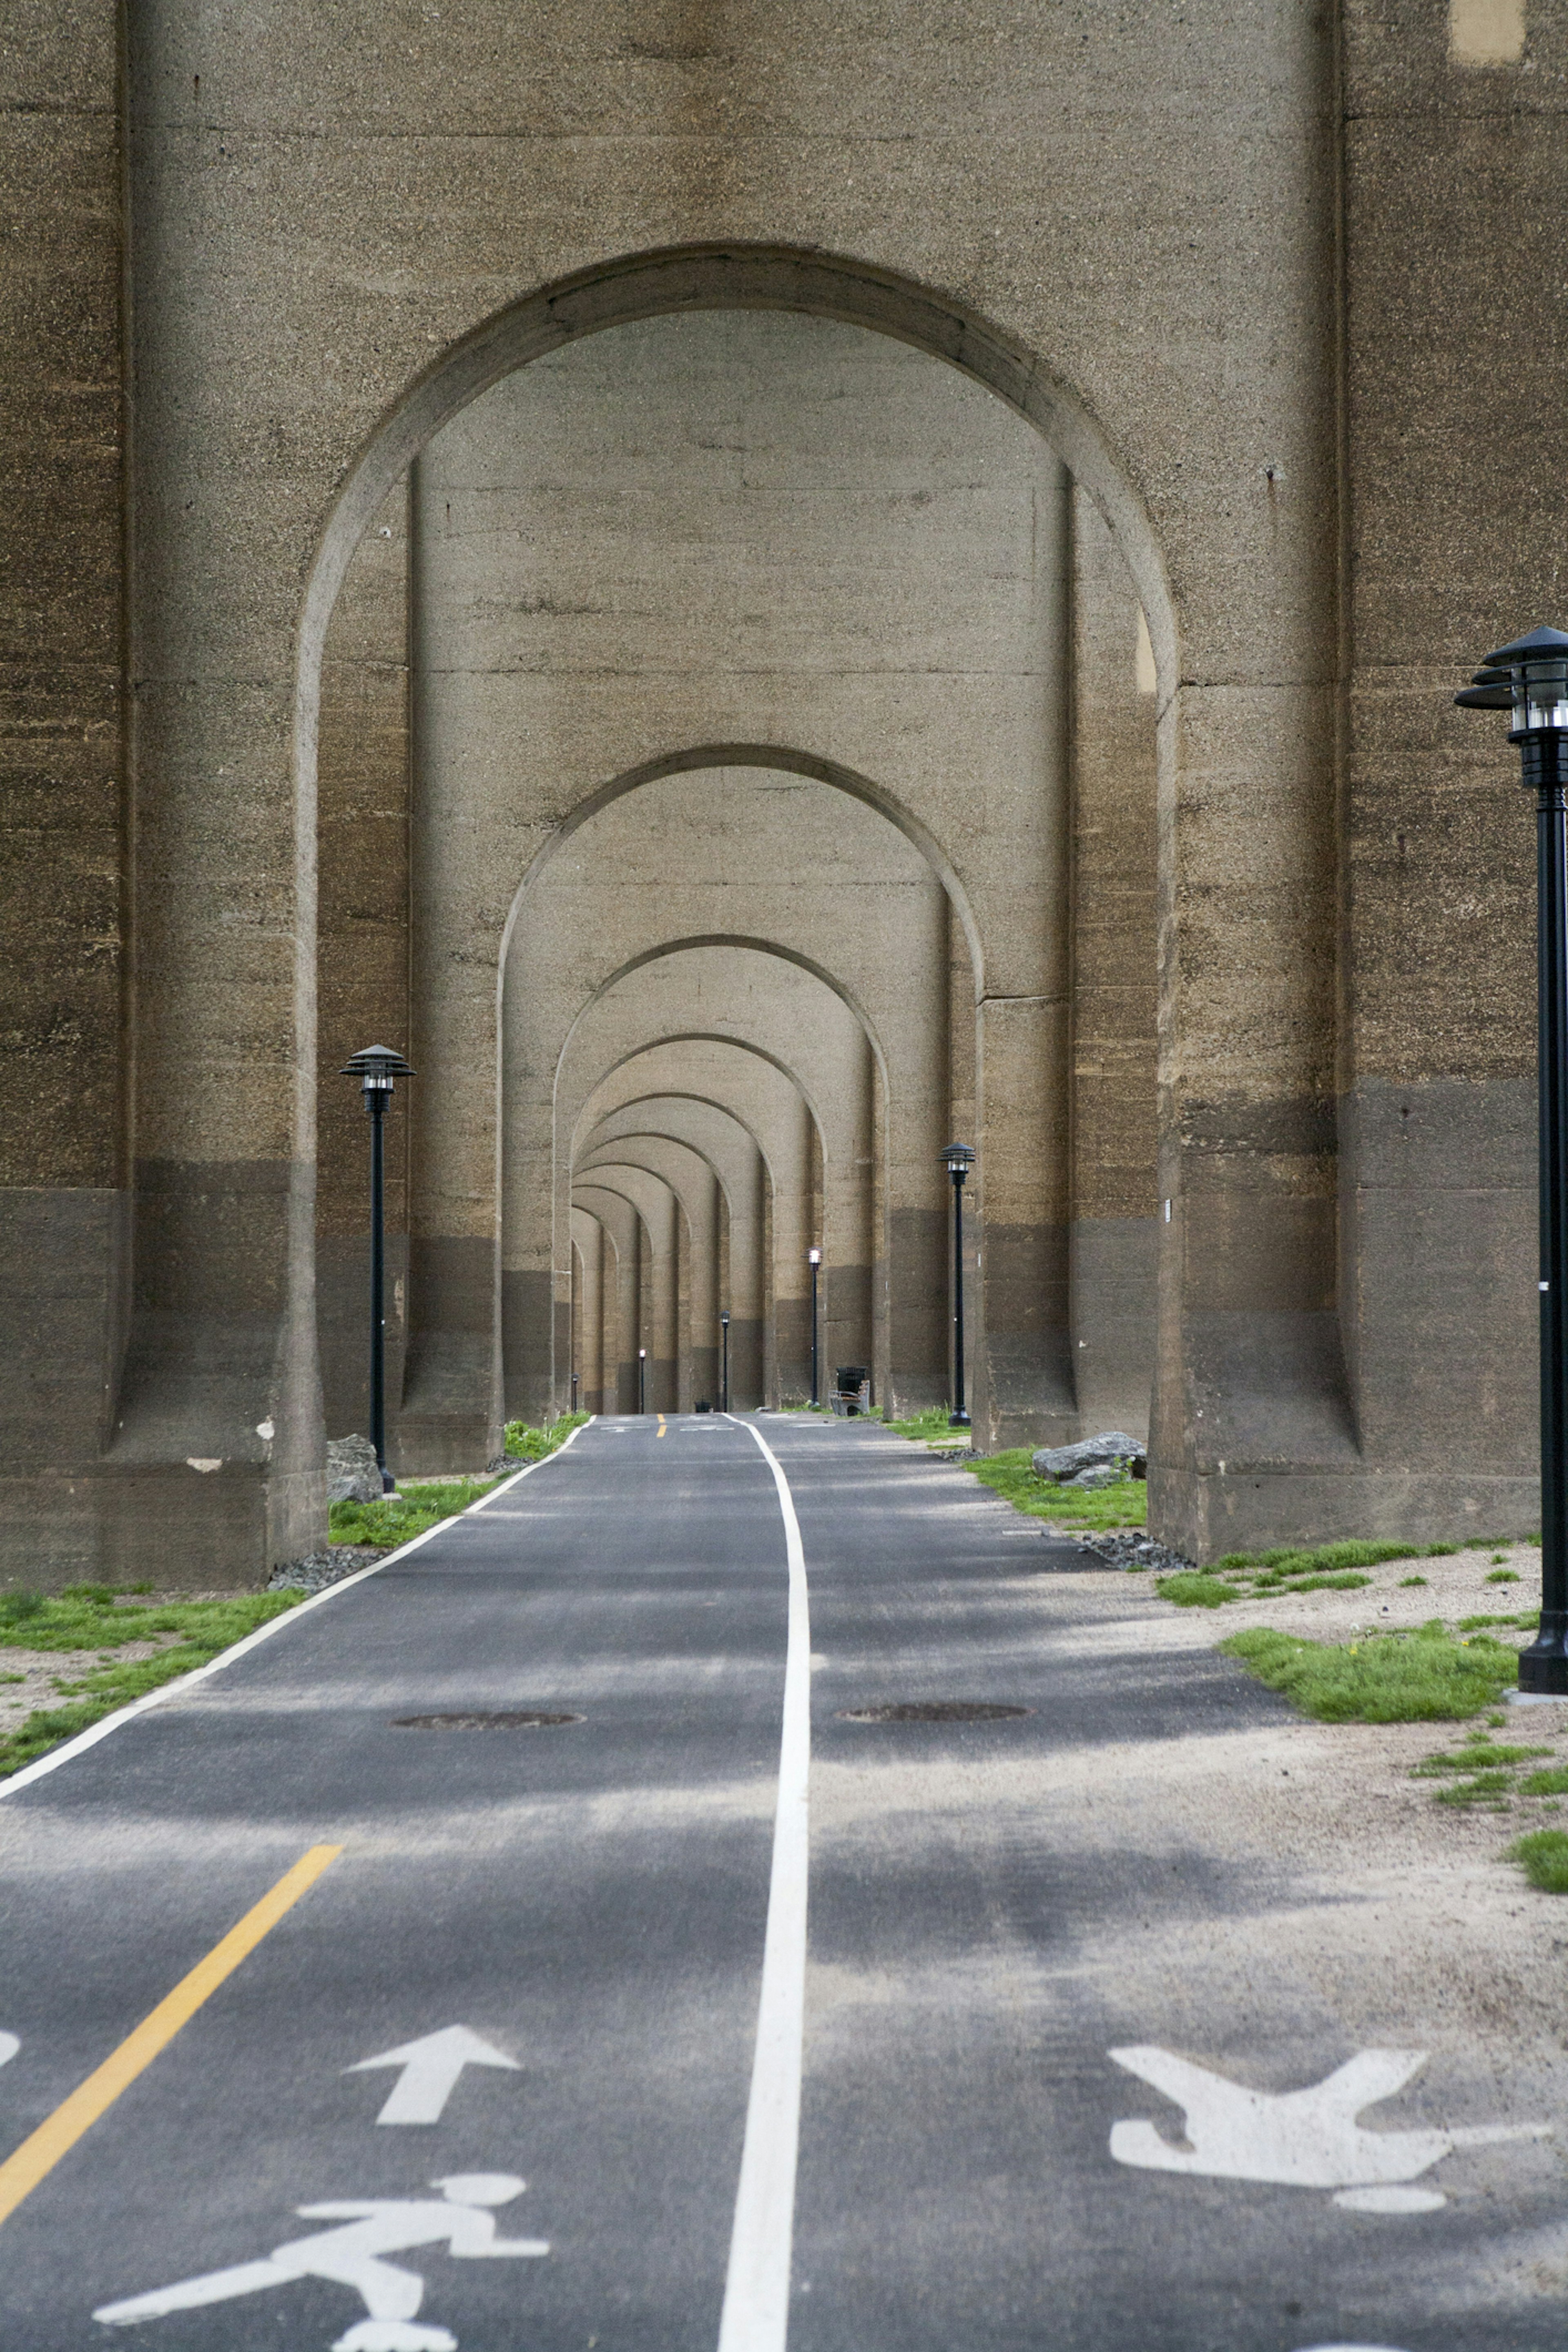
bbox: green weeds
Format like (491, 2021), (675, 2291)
(961, 1449), (1147, 1532)
(329, 1477), (499, 1549)
(503, 1411), (589, 1461)
(1507, 1829), (1568, 1893)
(0, 1587), (303, 1777)
(1218, 1620), (1521, 1722)
(882, 1405), (965, 1441)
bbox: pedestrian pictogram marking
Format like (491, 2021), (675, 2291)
(0, 1843), (341, 2228)
(1109, 2045), (1550, 2210)
(94, 2171), (547, 2350)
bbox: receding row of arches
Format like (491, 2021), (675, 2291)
(312, 297), (1159, 1467)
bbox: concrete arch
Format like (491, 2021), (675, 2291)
(569, 1162), (686, 1413)
(298, 244), (1178, 777)
(566, 1040), (860, 1411)
(577, 1134), (725, 1410)
(417, 324), (1082, 1460)
(555, 932), (891, 1098)
(577, 1090), (777, 1404)
(500, 748), (984, 994)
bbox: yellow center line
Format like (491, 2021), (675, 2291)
(0, 1842), (341, 2227)
(657, 1414), (667, 1437)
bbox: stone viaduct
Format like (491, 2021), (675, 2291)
(3, 0), (1565, 1585)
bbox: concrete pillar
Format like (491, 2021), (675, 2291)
(0, 0), (128, 1583)
(315, 483), (412, 1446)
(573, 1186), (640, 1414)
(969, 459), (1075, 1452)
(1325, 1), (1557, 1545)
(569, 1207), (605, 1414)
(1068, 491), (1159, 1439)
(403, 454), (504, 1472)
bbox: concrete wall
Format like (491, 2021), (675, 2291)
(5, 0), (1557, 1577)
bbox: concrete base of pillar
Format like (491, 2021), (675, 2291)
(0, 1459), (324, 1594)
(1150, 1464), (1543, 1566)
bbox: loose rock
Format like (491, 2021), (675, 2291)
(268, 1546), (383, 1595)
(1031, 1430), (1147, 1482)
(327, 1433), (383, 1505)
(1079, 1529), (1195, 1575)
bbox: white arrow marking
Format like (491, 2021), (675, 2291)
(0, 2034), (18, 2070)
(346, 2028), (520, 2125)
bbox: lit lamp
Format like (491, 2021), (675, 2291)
(339, 1046), (413, 1494)
(1457, 626), (1568, 1694)
(807, 1247), (823, 1407)
(638, 1346), (647, 1417)
(940, 1143), (976, 1430)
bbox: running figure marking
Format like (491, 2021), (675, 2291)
(1109, 2046), (1551, 2213)
(93, 2172), (548, 2352)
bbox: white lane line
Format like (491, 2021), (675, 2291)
(0, 1419), (597, 1800)
(718, 1418), (811, 2352)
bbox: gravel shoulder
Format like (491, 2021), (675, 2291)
(1017, 1539), (1568, 2039)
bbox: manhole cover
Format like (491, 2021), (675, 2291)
(836, 1702), (1032, 1724)
(392, 1711), (583, 1730)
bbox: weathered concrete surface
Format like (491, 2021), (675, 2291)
(502, 760), (952, 1423)
(1069, 492), (1159, 1443)
(6, 0), (1558, 1574)
(572, 1083), (782, 1414)
(579, 1131), (723, 1413)
(553, 949), (872, 1411)
(571, 1161), (683, 1414)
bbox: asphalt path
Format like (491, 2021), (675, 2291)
(0, 1412), (1553, 2352)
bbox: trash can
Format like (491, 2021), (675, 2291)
(833, 1365), (870, 1417)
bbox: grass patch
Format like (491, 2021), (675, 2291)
(1520, 1766), (1568, 1797)
(1155, 1572), (1236, 1609)
(0, 1587), (304, 1777)
(1433, 1769), (1516, 1809)
(1399, 1575), (1429, 1587)
(883, 1405), (967, 1441)
(1507, 1829), (1568, 1893)
(1410, 1738), (1552, 1776)
(503, 1410), (589, 1461)
(1218, 1619), (1521, 1722)
(1487, 1568), (1522, 1583)
(1158, 1534), (1476, 1608)
(962, 1448), (1147, 1532)
(329, 1478), (498, 1549)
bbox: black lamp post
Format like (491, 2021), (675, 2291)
(941, 1143), (976, 1429)
(638, 1347), (647, 1416)
(1458, 626), (1568, 1694)
(340, 1046), (413, 1494)
(720, 1310), (731, 1414)
(807, 1247), (822, 1406)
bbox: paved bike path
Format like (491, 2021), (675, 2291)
(0, 1412), (1559, 2351)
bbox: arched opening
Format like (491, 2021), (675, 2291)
(310, 260), (1162, 1468)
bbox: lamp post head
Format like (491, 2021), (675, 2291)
(639, 1348), (646, 1360)
(940, 1142), (976, 1181)
(1457, 625), (1568, 739)
(341, 1045), (414, 1109)
(720, 1310), (730, 1327)
(807, 1247), (822, 1266)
